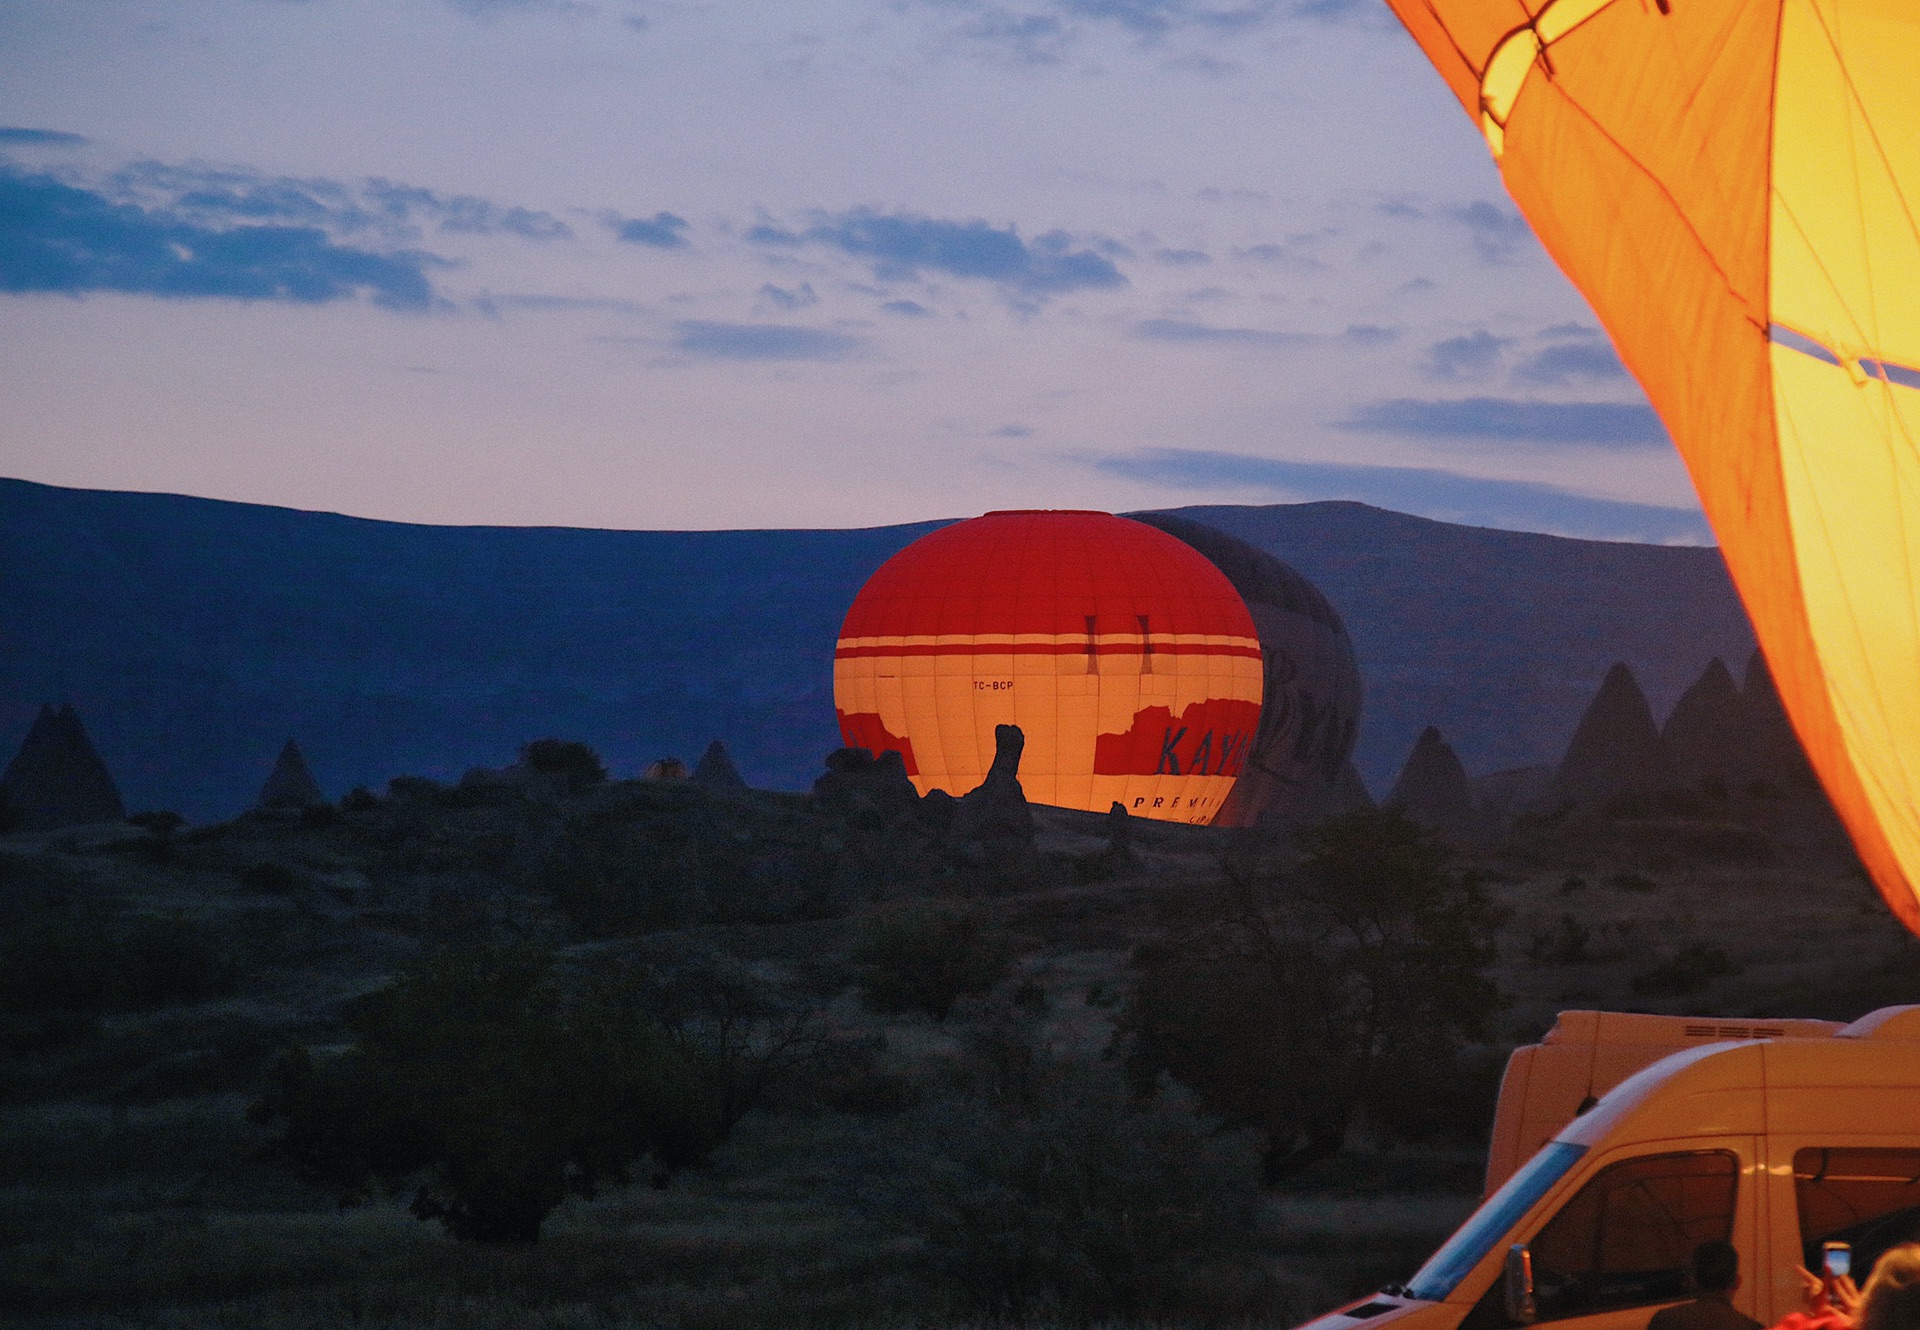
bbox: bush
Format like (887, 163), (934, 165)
(250, 943), (718, 1243)
(869, 1052), (1269, 1321)
(520, 739), (607, 790)
(852, 907), (1012, 1022)
(1631, 942), (1743, 997)
(1117, 808), (1504, 1180)
(0, 907), (234, 1016)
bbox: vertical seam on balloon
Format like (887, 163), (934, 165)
(1773, 195), (1876, 369)
(1799, 0), (1920, 354)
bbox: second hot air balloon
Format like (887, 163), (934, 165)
(833, 510), (1264, 823)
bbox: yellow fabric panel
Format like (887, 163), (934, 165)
(1772, 345), (1920, 934)
(1773, 0), (1920, 372)
(833, 641), (1262, 824)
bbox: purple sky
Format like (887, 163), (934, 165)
(0, 0), (1711, 542)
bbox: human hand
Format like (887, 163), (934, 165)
(1831, 1274), (1863, 1320)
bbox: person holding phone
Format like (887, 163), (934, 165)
(1772, 1243), (1920, 1330)
(1650, 1240), (1764, 1330)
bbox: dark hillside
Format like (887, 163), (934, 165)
(1, 479), (1754, 820)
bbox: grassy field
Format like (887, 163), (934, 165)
(2, 775), (1912, 1329)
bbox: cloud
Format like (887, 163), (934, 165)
(1511, 340), (1628, 385)
(611, 210), (689, 248)
(1447, 200), (1536, 264)
(1424, 329), (1509, 380)
(0, 166), (440, 309)
(671, 320), (864, 361)
(487, 293), (648, 315)
(917, 0), (1357, 56)
(1088, 448), (1711, 543)
(994, 424), (1034, 437)
(363, 180), (571, 239)
(882, 299), (932, 317)
(1334, 397), (1669, 448)
(751, 208), (1126, 296)
(1342, 323), (1396, 346)
(110, 160), (570, 241)
(0, 127), (89, 146)
(1134, 317), (1312, 346)
(758, 281), (817, 310)
(1153, 247), (1210, 265)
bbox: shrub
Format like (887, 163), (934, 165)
(1631, 942), (1744, 997)
(250, 943), (717, 1243)
(0, 907), (233, 1016)
(869, 1051), (1269, 1321)
(851, 907), (1013, 1022)
(520, 739), (608, 790)
(1117, 807), (1504, 1180)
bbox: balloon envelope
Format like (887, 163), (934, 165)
(833, 510), (1263, 823)
(1130, 513), (1362, 827)
(1381, 0), (1920, 933)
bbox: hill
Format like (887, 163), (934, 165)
(0, 478), (1755, 821)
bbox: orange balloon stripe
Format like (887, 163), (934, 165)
(833, 641), (1263, 661)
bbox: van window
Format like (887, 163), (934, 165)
(1795, 1149), (1920, 1279)
(1460, 1150), (1739, 1326)
(1408, 1142), (1589, 1301)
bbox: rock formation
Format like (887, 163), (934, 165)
(948, 725), (1040, 888)
(1472, 765), (1553, 826)
(1552, 662), (1677, 807)
(1, 702), (126, 831)
(692, 740), (747, 791)
(1660, 657), (1751, 790)
(1743, 649), (1818, 790)
(813, 745), (921, 819)
(256, 739), (325, 809)
(643, 758), (688, 781)
(1385, 726), (1476, 838)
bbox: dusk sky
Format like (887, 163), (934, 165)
(0, 0), (1712, 542)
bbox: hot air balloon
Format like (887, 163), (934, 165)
(1130, 513), (1363, 827)
(1380, 0), (1920, 934)
(833, 510), (1263, 824)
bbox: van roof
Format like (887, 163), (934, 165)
(1559, 1016), (1920, 1149)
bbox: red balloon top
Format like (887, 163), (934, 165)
(839, 510), (1257, 641)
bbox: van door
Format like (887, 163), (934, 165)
(1455, 1141), (1763, 1330)
(1760, 1143), (1920, 1324)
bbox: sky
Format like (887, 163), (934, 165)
(0, 0), (1714, 542)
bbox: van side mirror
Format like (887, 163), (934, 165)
(1504, 1243), (1537, 1325)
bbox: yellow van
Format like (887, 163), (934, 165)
(1292, 1005), (1920, 1330)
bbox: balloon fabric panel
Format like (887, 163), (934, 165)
(1379, 0), (1920, 932)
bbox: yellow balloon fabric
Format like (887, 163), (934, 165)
(1381, 0), (1920, 933)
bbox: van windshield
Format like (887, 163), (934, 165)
(1404, 1142), (1588, 1301)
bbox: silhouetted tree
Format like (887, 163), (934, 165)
(250, 943), (710, 1243)
(1117, 807), (1504, 1181)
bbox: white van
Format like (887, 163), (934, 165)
(1292, 1005), (1920, 1330)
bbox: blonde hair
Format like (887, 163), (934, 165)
(1860, 1245), (1920, 1330)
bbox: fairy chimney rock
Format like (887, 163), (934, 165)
(257, 739), (325, 809)
(1661, 657), (1750, 788)
(2, 703), (127, 831)
(1553, 662), (1677, 806)
(692, 740), (748, 791)
(1743, 649), (1817, 788)
(1386, 726), (1475, 836)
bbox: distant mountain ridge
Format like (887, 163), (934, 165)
(0, 478), (1757, 821)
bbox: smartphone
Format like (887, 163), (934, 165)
(1825, 1242), (1853, 1281)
